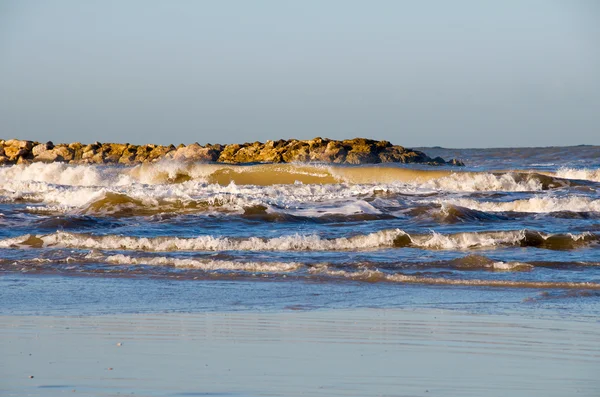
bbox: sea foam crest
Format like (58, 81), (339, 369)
(0, 162), (576, 192)
(104, 254), (301, 272)
(424, 172), (544, 192)
(441, 196), (600, 213)
(0, 229), (407, 251)
(410, 230), (525, 250)
(554, 168), (600, 183)
(0, 163), (129, 186)
(0, 229), (596, 252)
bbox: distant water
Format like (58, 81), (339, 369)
(1, 146), (599, 315)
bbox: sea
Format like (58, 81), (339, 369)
(1, 146), (599, 317)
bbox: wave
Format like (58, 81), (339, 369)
(0, 162), (582, 191)
(19, 188), (598, 219)
(78, 192), (249, 217)
(422, 171), (567, 192)
(2, 163), (592, 219)
(0, 229), (406, 251)
(440, 196), (600, 214)
(410, 204), (510, 223)
(445, 254), (533, 271)
(103, 254), (301, 272)
(34, 215), (121, 230)
(309, 266), (600, 289)
(8, 251), (581, 273)
(523, 290), (600, 302)
(1, 229), (596, 252)
(553, 168), (600, 183)
(9, 186), (264, 216)
(1, 251), (553, 273)
(19, 188), (391, 219)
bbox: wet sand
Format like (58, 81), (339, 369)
(1, 308), (599, 397)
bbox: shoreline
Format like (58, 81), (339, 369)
(2, 307), (598, 397)
(0, 137), (463, 166)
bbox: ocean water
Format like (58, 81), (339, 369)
(1, 146), (599, 316)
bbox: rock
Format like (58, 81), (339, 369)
(0, 138), (464, 166)
(281, 141), (310, 162)
(346, 151), (378, 164)
(82, 149), (96, 160)
(16, 156), (31, 164)
(5, 139), (34, 150)
(34, 150), (62, 162)
(32, 142), (54, 157)
(83, 142), (101, 152)
(147, 145), (174, 162)
(68, 142), (83, 160)
(119, 153), (136, 164)
(102, 143), (127, 162)
(4, 146), (27, 160)
(53, 146), (74, 161)
(324, 141), (348, 163)
(89, 152), (105, 164)
(217, 143), (242, 163)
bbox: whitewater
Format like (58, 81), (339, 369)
(1, 146), (599, 297)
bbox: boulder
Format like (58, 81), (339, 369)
(4, 147), (29, 161)
(32, 142), (54, 157)
(5, 139), (34, 150)
(218, 144), (242, 163)
(34, 150), (62, 162)
(53, 146), (74, 161)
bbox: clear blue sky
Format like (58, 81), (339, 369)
(1, 0), (599, 147)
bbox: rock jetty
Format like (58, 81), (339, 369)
(0, 138), (463, 166)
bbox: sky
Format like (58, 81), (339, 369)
(0, 0), (599, 148)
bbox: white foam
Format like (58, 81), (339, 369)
(1, 229), (593, 252)
(424, 172), (544, 192)
(0, 229), (406, 251)
(0, 163), (134, 186)
(5, 162), (593, 219)
(286, 199), (382, 217)
(441, 196), (600, 213)
(104, 254), (301, 272)
(554, 168), (600, 183)
(491, 261), (533, 271)
(1, 170), (426, 216)
(411, 230), (526, 250)
(0, 234), (35, 248)
(128, 162), (222, 184)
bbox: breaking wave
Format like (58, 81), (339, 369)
(0, 162), (581, 191)
(1, 229), (596, 252)
(103, 254), (302, 272)
(440, 196), (600, 214)
(553, 168), (600, 183)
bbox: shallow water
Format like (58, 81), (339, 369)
(2, 309), (599, 397)
(1, 146), (599, 315)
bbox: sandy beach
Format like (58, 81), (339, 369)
(2, 308), (599, 397)
(2, 2), (599, 397)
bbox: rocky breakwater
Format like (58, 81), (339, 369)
(0, 138), (463, 166)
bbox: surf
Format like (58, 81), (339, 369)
(1, 229), (597, 252)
